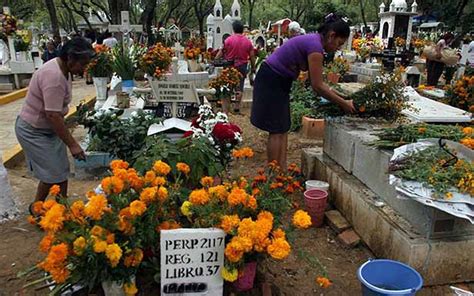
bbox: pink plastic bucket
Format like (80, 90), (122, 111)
(233, 261), (257, 292)
(304, 189), (328, 227)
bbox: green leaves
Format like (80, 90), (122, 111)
(112, 44), (136, 81)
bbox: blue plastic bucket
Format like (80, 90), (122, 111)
(357, 259), (423, 296)
(122, 79), (134, 94)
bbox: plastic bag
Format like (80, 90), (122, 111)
(0, 153), (18, 222)
(423, 46), (459, 66)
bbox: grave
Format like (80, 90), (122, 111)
(348, 62), (382, 83)
(378, 0), (418, 48)
(301, 87), (474, 285)
(108, 11), (142, 47)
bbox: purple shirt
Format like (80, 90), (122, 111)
(266, 33), (324, 79)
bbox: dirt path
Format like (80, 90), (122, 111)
(0, 108), (471, 295)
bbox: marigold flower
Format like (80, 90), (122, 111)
(460, 137), (474, 149)
(27, 215), (36, 225)
(93, 239), (107, 253)
(39, 233), (55, 253)
(31, 201), (45, 215)
(200, 176), (214, 187)
(462, 127), (473, 135)
(84, 194), (109, 220)
(232, 235), (253, 252)
(227, 187), (249, 206)
(176, 162), (191, 175)
(418, 127), (426, 134)
(70, 200), (85, 222)
(272, 228), (286, 239)
(105, 243), (122, 267)
(224, 240), (244, 263)
(209, 185), (228, 201)
(292, 210), (312, 229)
(221, 267), (239, 282)
(110, 160), (129, 170)
(140, 187), (157, 204)
(189, 189), (210, 205)
(316, 276), (332, 288)
(124, 248), (144, 267)
(127, 168), (144, 191)
(220, 215), (240, 233)
(43, 199), (57, 210)
(152, 176), (167, 187)
(157, 186), (168, 202)
(153, 160), (171, 175)
(123, 282), (138, 296)
(39, 204), (66, 233)
(101, 176), (125, 195)
(237, 218), (256, 238)
(129, 200), (147, 216)
(157, 220), (181, 231)
(245, 195), (258, 210)
(267, 238), (291, 260)
(49, 185), (61, 196)
(91, 225), (105, 237)
(106, 233), (115, 244)
(73, 236), (87, 255)
(445, 192), (453, 199)
(144, 171), (156, 184)
(232, 147), (254, 159)
(113, 168), (128, 180)
(180, 201), (193, 217)
(38, 243), (69, 283)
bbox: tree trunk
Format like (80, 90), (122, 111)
(141, 0), (157, 46)
(108, 0), (130, 24)
(248, 0), (256, 29)
(44, 0), (60, 38)
(359, 0), (368, 33)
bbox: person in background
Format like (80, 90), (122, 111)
(15, 37), (94, 212)
(53, 35), (62, 49)
(103, 32), (118, 48)
(251, 13), (355, 170)
(216, 20), (256, 114)
(426, 32), (454, 86)
(289, 21), (302, 38)
(41, 41), (58, 62)
(57, 36), (68, 52)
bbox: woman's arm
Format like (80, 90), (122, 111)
(45, 111), (85, 160)
(308, 53), (355, 114)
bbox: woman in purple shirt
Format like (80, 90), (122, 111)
(251, 15), (355, 169)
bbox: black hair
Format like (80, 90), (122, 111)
(317, 13), (350, 39)
(59, 36), (95, 62)
(232, 20), (244, 34)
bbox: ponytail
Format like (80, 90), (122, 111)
(317, 13), (350, 39)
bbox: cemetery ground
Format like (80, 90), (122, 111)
(0, 98), (472, 295)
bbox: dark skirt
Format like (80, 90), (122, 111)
(250, 63), (293, 134)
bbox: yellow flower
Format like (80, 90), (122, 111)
(200, 176), (214, 187)
(139, 187), (157, 204)
(176, 162), (191, 175)
(123, 248), (144, 267)
(316, 276), (332, 288)
(73, 236), (87, 255)
(445, 192), (453, 199)
(221, 266), (239, 282)
(157, 186), (168, 202)
(220, 215), (240, 233)
(123, 282), (138, 296)
(180, 201), (193, 217)
(39, 204), (66, 233)
(189, 189), (210, 205)
(49, 185), (61, 196)
(129, 200), (147, 216)
(292, 210), (312, 229)
(91, 225), (105, 237)
(153, 160), (171, 175)
(267, 238), (291, 260)
(84, 194), (109, 220)
(105, 243), (122, 267)
(101, 176), (125, 195)
(93, 240), (107, 253)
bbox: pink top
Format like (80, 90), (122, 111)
(223, 34), (254, 67)
(19, 58), (72, 129)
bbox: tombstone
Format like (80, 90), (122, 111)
(404, 66), (421, 87)
(378, 0), (418, 48)
(164, 24), (182, 46)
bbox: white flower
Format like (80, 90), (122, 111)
(130, 111), (138, 118)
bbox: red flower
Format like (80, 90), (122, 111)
(183, 131), (193, 138)
(191, 117), (200, 128)
(213, 123), (239, 143)
(228, 123), (242, 134)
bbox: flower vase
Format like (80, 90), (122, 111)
(93, 77), (108, 110)
(233, 261), (257, 292)
(122, 80), (134, 94)
(17, 51), (27, 62)
(101, 280), (125, 296)
(188, 59), (200, 72)
(327, 72), (340, 84)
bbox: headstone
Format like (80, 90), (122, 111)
(108, 11), (142, 46)
(160, 228), (225, 295)
(404, 66), (421, 87)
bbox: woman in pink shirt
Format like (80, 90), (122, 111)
(15, 37), (94, 210)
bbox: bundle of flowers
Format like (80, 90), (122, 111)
(411, 38), (427, 52)
(184, 105), (242, 166)
(139, 43), (174, 79)
(443, 75), (474, 112)
(372, 124), (472, 149)
(352, 37), (384, 61)
(326, 56), (350, 77)
(184, 37), (205, 60)
(203, 48), (219, 63)
(184, 47), (201, 60)
(13, 30), (30, 51)
(389, 145), (474, 198)
(395, 37), (406, 48)
(86, 44), (113, 78)
(180, 161), (309, 282)
(0, 13), (17, 38)
(27, 159), (191, 295)
(208, 67), (242, 99)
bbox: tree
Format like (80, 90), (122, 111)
(246, 0), (257, 29)
(44, 0), (60, 37)
(108, 0), (130, 24)
(193, 0), (213, 36)
(359, 0), (368, 32)
(140, 0), (157, 45)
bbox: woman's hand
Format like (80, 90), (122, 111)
(69, 142), (86, 161)
(340, 99), (356, 114)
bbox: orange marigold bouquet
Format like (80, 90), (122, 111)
(139, 43), (174, 79)
(86, 44), (113, 77)
(208, 67), (242, 99)
(443, 75), (474, 112)
(184, 47), (201, 60)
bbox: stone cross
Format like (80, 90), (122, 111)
(108, 11), (142, 47)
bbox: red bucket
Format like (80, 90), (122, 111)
(233, 261), (257, 292)
(304, 189), (328, 227)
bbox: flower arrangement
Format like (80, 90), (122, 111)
(139, 43), (174, 79)
(372, 124), (472, 149)
(327, 56), (350, 77)
(13, 30), (31, 52)
(184, 105), (243, 166)
(352, 37), (384, 61)
(86, 44), (113, 78)
(395, 37), (406, 48)
(443, 75), (474, 112)
(389, 145), (474, 198)
(184, 36), (205, 60)
(208, 67), (242, 99)
(184, 47), (201, 60)
(0, 13), (17, 39)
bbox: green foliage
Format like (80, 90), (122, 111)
(112, 44), (136, 81)
(289, 80), (321, 131)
